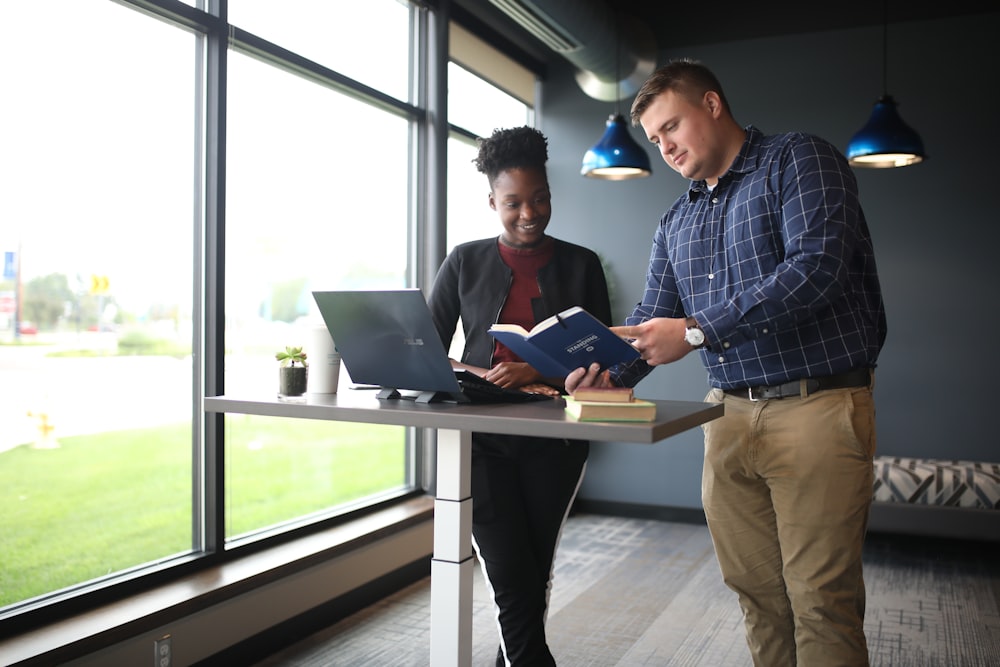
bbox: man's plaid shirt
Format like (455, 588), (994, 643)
(611, 126), (887, 390)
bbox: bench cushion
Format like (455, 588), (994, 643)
(873, 457), (1000, 509)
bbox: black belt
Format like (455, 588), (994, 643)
(723, 368), (871, 402)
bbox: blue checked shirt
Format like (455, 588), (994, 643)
(611, 126), (887, 390)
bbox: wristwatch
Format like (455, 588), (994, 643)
(684, 317), (706, 349)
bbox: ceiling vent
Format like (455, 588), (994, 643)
(489, 0), (657, 101)
(488, 0), (581, 51)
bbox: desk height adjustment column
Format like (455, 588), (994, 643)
(429, 428), (475, 667)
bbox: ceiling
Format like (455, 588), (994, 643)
(593, 1), (997, 49)
(452, 0), (996, 101)
(457, 0), (997, 59)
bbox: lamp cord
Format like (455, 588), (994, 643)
(614, 13), (621, 116)
(881, 0), (888, 95)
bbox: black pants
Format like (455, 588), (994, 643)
(470, 432), (589, 667)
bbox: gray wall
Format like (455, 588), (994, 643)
(534, 13), (1000, 508)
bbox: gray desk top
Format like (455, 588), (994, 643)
(204, 390), (723, 444)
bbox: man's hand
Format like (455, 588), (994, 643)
(565, 362), (612, 394)
(611, 317), (692, 366)
(565, 317), (695, 393)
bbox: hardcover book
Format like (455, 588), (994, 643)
(488, 306), (640, 379)
(571, 386), (634, 403)
(563, 396), (657, 422)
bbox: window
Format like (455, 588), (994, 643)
(0, 0), (197, 608)
(446, 63), (534, 252)
(443, 27), (535, 359)
(0, 0), (543, 636)
(448, 62), (533, 141)
(228, 0), (410, 101)
(0, 0), (418, 614)
(223, 44), (413, 540)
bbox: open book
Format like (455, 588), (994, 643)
(488, 306), (640, 379)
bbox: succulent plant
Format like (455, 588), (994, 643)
(275, 345), (307, 368)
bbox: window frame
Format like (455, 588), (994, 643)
(0, 0), (545, 639)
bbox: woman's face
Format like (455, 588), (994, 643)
(489, 166), (551, 248)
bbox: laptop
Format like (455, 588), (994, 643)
(311, 289), (552, 404)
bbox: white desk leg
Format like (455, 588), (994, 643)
(430, 428), (474, 667)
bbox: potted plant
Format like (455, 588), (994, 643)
(276, 345), (308, 398)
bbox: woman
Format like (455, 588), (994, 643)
(428, 126), (613, 666)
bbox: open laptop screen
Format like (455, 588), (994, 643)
(312, 289), (463, 398)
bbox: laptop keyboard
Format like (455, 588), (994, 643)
(454, 370), (554, 404)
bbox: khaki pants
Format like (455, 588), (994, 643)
(701, 383), (876, 667)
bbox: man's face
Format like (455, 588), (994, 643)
(639, 88), (725, 184)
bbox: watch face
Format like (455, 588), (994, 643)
(685, 327), (705, 346)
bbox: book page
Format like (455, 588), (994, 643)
(489, 306), (584, 338)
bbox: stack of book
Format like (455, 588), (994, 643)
(563, 386), (656, 422)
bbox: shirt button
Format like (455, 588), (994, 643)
(712, 198), (719, 204)
(722, 341), (731, 349)
(761, 328), (768, 334)
(717, 356), (724, 363)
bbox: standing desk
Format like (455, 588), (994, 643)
(204, 391), (723, 667)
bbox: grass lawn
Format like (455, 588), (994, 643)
(0, 417), (406, 607)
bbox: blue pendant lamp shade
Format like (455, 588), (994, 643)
(581, 114), (652, 180)
(846, 95), (926, 168)
(846, 0), (926, 169)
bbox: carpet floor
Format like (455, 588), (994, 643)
(250, 514), (1000, 666)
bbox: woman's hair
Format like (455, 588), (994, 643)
(629, 58), (732, 126)
(473, 126), (549, 186)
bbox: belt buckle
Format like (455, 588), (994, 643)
(748, 387), (760, 402)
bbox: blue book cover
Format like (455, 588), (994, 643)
(488, 306), (640, 379)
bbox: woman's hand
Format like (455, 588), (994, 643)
(518, 382), (562, 397)
(484, 361), (541, 389)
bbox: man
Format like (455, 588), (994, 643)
(567, 58), (886, 666)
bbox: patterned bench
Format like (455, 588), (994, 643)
(868, 457), (1000, 541)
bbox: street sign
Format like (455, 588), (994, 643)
(3, 252), (15, 280)
(90, 275), (110, 295)
(0, 291), (14, 314)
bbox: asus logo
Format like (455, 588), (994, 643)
(403, 337), (424, 346)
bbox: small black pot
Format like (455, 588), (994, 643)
(279, 366), (308, 397)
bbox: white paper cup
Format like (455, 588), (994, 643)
(308, 326), (341, 393)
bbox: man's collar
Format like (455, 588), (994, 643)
(687, 126), (761, 199)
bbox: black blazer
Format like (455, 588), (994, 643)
(427, 236), (613, 371)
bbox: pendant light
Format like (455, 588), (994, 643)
(846, 0), (926, 168)
(580, 16), (651, 180)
